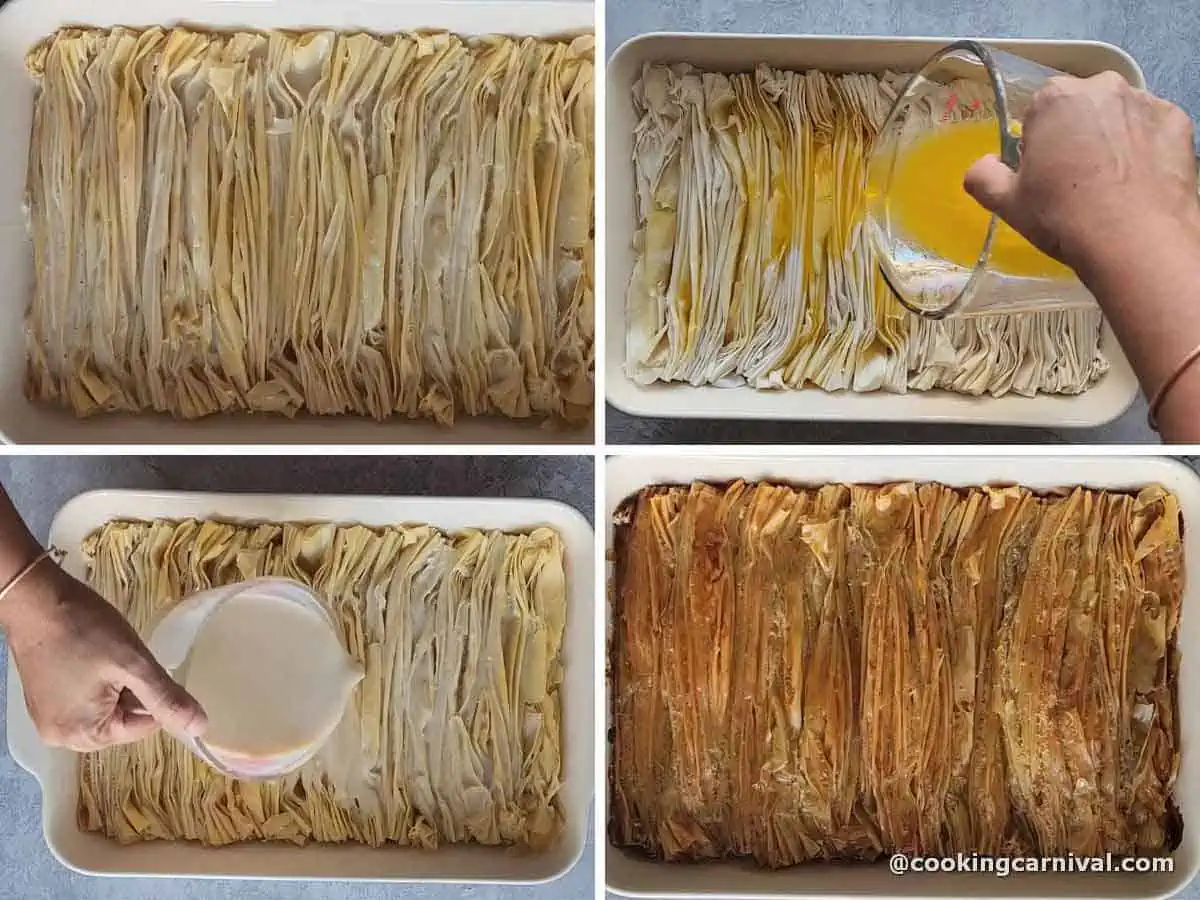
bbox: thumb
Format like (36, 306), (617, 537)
(964, 154), (1018, 217)
(124, 660), (208, 738)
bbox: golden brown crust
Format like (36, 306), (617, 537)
(609, 481), (1183, 867)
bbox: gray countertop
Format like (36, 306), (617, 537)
(0, 456), (594, 900)
(605, 0), (1200, 446)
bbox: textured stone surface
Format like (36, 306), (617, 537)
(0, 456), (594, 900)
(605, 0), (1200, 445)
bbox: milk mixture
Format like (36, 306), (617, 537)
(178, 592), (362, 759)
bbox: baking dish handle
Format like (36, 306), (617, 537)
(6, 657), (42, 780)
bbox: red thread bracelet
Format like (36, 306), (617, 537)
(0, 546), (65, 607)
(1149, 343), (1200, 432)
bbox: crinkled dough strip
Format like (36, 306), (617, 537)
(24, 26), (594, 425)
(610, 481), (1182, 866)
(627, 63), (1110, 397)
(77, 518), (566, 849)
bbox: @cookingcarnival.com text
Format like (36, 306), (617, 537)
(890, 852), (1174, 877)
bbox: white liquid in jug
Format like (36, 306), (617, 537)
(178, 592), (362, 759)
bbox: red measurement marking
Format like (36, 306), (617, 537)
(944, 92), (958, 113)
(970, 99), (982, 110)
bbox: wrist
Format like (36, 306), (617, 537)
(0, 552), (63, 638)
(1067, 206), (1200, 286)
(1154, 361), (1200, 440)
(0, 530), (43, 585)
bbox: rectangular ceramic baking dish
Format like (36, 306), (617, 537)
(0, 0), (593, 445)
(6, 489), (595, 884)
(605, 454), (1199, 899)
(605, 33), (1143, 429)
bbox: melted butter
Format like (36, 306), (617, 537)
(869, 118), (1072, 279)
(770, 174), (792, 261)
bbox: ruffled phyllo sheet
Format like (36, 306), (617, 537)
(610, 481), (1182, 867)
(25, 27), (594, 426)
(627, 63), (1108, 397)
(78, 518), (566, 849)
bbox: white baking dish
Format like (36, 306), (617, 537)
(605, 33), (1142, 429)
(6, 489), (595, 884)
(605, 454), (1198, 899)
(0, 0), (593, 445)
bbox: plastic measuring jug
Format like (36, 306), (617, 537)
(866, 40), (1098, 319)
(145, 577), (363, 780)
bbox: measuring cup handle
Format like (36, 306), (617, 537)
(118, 687), (150, 718)
(1001, 130), (1022, 170)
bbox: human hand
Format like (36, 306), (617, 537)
(3, 561), (207, 752)
(964, 72), (1200, 275)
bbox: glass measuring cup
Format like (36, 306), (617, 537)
(144, 577), (362, 781)
(866, 40), (1099, 319)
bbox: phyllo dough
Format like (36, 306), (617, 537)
(25, 26), (594, 425)
(610, 480), (1182, 866)
(78, 517), (567, 850)
(627, 63), (1108, 397)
